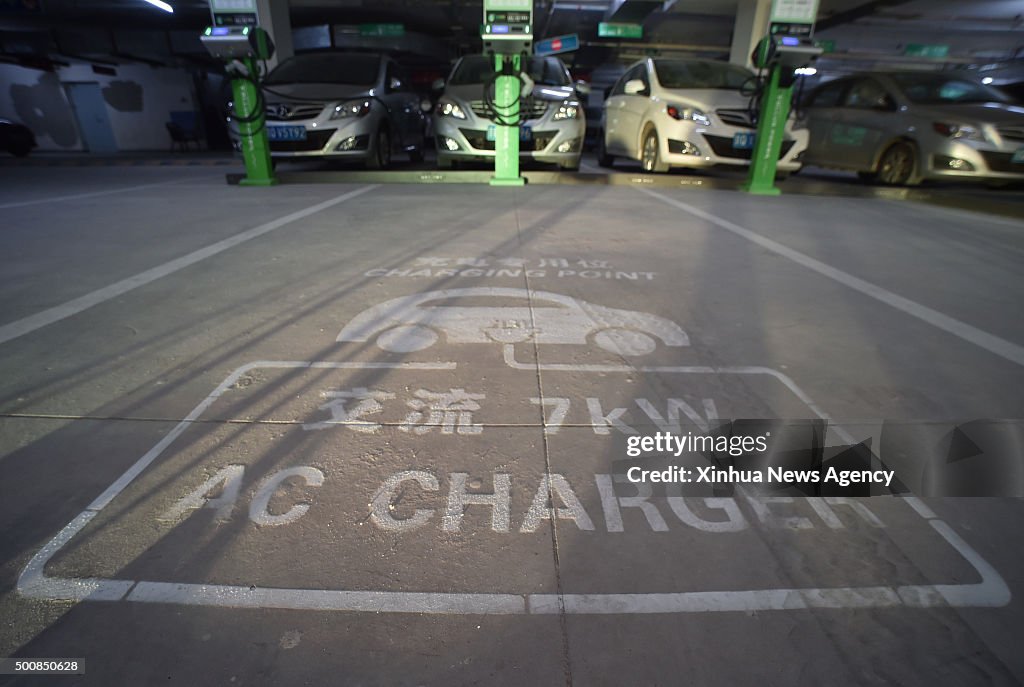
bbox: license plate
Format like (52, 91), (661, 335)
(267, 126), (307, 142)
(1012, 148), (1024, 163)
(486, 125), (532, 142)
(733, 132), (756, 150)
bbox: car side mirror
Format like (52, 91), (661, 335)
(431, 78), (445, 92)
(624, 79), (647, 96)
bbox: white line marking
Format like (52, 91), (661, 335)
(903, 495), (938, 520)
(17, 359), (1010, 613)
(0, 177), (205, 210)
(0, 186), (378, 345)
(637, 187), (1024, 367)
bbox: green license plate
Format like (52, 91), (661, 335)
(486, 125), (532, 142)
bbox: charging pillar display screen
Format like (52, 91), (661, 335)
(483, 0), (532, 186)
(201, 0), (277, 187)
(741, 0), (822, 196)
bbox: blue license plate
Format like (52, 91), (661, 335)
(267, 126), (307, 142)
(486, 125), (532, 142)
(1012, 148), (1024, 163)
(733, 132), (756, 150)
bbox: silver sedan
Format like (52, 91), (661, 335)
(801, 72), (1024, 185)
(433, 55), (586, 171)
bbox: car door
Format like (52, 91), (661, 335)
(836, 78), (900, 170)
(802, 78), (850, 166)
(605, 64), (646, 156)
(618, 62), (652, 159)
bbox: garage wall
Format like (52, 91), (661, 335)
(0, 61), (198, 152)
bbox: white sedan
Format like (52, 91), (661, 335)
(598, 57), (808, 174)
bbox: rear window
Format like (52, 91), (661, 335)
(653, 60), (753, 90)
(264, 53), (381, 86)
(449, 55), (570, 86)
(889, 74), (1009, 104)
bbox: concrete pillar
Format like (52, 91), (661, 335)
(256, 0), (293, 70)
(729, 0), (772, 70)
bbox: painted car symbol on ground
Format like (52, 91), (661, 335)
(336, 288), (689, 355)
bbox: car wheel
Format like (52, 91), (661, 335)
(376, 325), (437, 353)
(366, 126), (391, 170)
(594, 329), (657, 357)
(597, 131), (614, 168)
(641, 128), (668, 173)
(10, 142), (32, 158)
(876, 142), (920, 186)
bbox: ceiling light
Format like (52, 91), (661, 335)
(142, 0), (173, 12)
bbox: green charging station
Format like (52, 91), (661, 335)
(481, 0), (533, 187)
(201, 1), (278, 187)
(741, 0), (823, 196)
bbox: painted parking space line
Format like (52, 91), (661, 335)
(0, 176), (214, 211)
(18, 357), (1010, 614)
(0, 185), (378, 346)
(637, 187), (1024, 368)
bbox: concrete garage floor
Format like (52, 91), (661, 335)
(1, 166), (1023, 686)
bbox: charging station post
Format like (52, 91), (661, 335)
(740, 0), (822, 196)
(201, 2), (277, 186)
(482, 0), (533, 187)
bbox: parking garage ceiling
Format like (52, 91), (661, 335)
(0, 0), (1022, 68)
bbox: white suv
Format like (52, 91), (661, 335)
(598, 58), (808, 174)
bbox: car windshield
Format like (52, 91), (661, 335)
(889, 74), (1009, 104)
(449, 56), (570, 86)
(264, 53), (380, 86)
(653, 60), (753, 89)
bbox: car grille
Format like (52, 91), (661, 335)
(268, 129), (336, 152)
(265, 103), (326, 121)
(469, 99), (549, 121)
(716, 109), (755, 129)
(979, 150), (1024, 174)
(459, 128), (557, 152)
(997, 125), (1024, 143)
(702, 134), (794, 160)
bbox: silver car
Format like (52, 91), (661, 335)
(253, 52), (426, 168)
(801, 72), (1024, 185)
(433, 55), (586, 171)
(598, 57), (808, 174)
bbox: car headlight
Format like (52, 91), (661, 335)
(665, 105), (710, 127)
(436, 99), (467, 120)
(553, 101), (580, 120)
(932, 122), (985, 142)
(330, 100), (371, 120)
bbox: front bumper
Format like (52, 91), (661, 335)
(261, 113), (379, 159)
(654, 113), (807, 171)
(922, 139), (1024, 181)
(433, 113), (584, 166)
